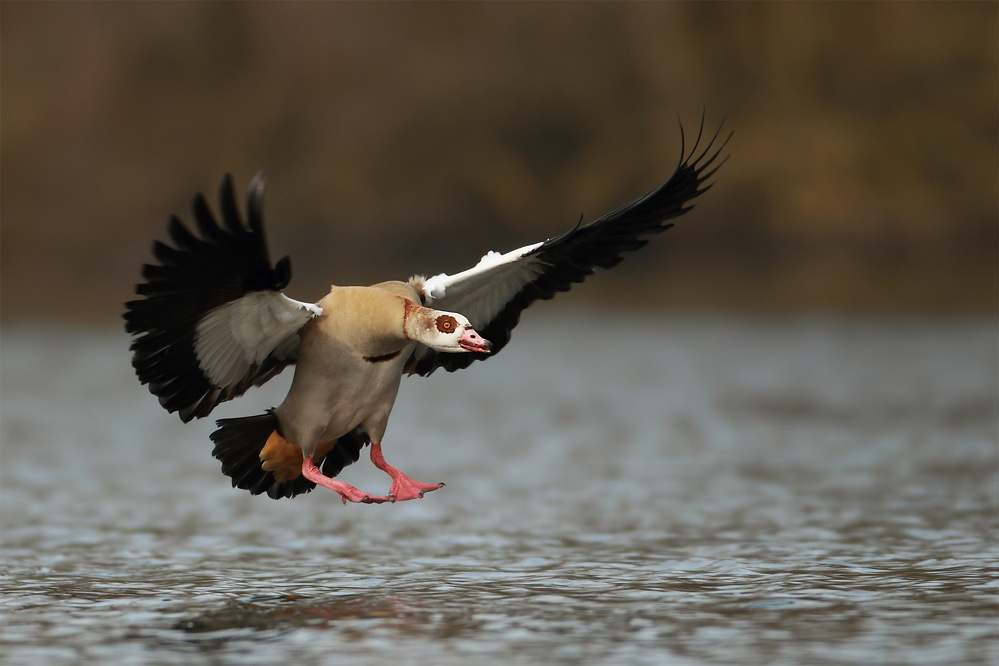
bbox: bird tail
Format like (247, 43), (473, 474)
(209, 410), (367, 500)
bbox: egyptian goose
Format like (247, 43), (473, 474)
(124, 118), (729, 502)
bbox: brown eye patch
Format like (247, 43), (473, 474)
(436, 315), (458, 334)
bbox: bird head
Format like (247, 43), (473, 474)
(404, 305), (492, 354)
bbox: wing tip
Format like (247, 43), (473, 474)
(247, 170), (267, 233)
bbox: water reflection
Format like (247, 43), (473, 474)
(1, 314), (997, 665)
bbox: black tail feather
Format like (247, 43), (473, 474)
(320, 429), (367, 480)
(209, 410), (367, 500)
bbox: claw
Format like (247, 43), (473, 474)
(301, 448), (444, 505)
(368, 442), (446, 502)
(302, 457), (394, 504)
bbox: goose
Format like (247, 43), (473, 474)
(124, 117), (729, 503)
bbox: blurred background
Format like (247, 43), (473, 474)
(1, 2), (996, 320)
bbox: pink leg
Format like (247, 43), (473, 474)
(369, 442), (445, 501)
(301, 457), (394, 505)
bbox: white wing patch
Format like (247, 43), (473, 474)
(194, 292), (322, 388)
(422, 242), (542, 302)
(417, 241), (547, 329)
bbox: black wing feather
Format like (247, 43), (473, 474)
(407, 116), (730, 376)
(124, 171), (297, 422)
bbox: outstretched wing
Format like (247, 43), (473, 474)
(124, 171), (321, 422)
(405, 116), (730, 376)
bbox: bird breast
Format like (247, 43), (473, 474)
(274, 285), (414, 451)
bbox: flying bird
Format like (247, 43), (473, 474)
(124, 118), (729, 503)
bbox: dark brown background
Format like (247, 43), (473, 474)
(2, 2), (996, 321)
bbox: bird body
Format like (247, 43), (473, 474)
(124, 117), (729, 503)
(279, 283), (420, 456)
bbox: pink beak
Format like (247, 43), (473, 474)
(458, 326), (492, 353)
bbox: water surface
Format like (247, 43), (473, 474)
(2, 312), (997, 664)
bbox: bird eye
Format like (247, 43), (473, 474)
(436, 315), (457, 333)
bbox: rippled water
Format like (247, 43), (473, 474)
(2, 312), (997, 665)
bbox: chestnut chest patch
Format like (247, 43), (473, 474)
(364, 350), (402, 363)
